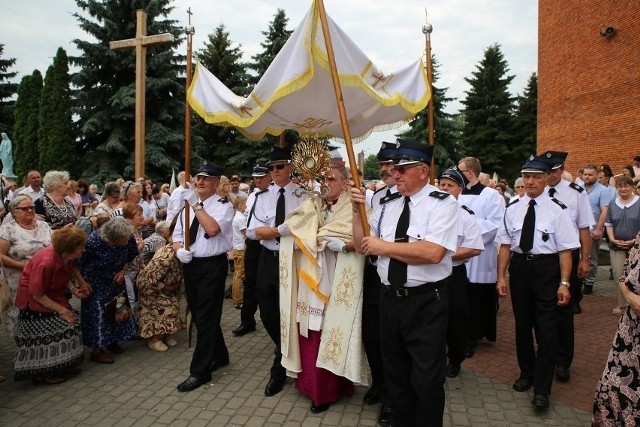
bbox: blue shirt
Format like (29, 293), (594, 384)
(586, 182), (612, 224)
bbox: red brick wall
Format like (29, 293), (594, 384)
(538, 0), (640, 178)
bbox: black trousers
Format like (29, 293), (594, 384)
(381, 279), (449, 427)
(466, 281), (497, 346)
(362, 261), (387, 405)
(256, 248), (285, 381)
(183, 254), (229, 378)
(556, 248), (580, 369)
(447, 264), (470, 364)
(239, 239), (261, 328)
(509, 254), (561, 396)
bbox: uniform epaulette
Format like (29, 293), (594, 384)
(429, 191), (449, 200)
(373, 185), (388, 196)
(380, 192), (402, 205)
(506, 198), (520, 208)
(551, 198), (567, 209)
(219, 197), (229, 203)
(569, 182), (584, 193)
(461, 205), (475, 215)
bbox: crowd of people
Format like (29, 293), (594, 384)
(0, 149), (639, 427)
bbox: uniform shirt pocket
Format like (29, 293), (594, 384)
(407, 225), (427, 242)
(380, 226), (395, 241)
(536, 222), (554, 242)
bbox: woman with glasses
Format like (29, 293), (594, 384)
(511, 178), (525, 202)
(0, 195), (53, 337)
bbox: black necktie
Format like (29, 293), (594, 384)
(388, 197), (410, 288)
(275, 188), (285, 226)
(548, 187), (556, 198)
(386, 188), (391, 197)
(519, 199), (536, 253)
(189, 202), (203, 243)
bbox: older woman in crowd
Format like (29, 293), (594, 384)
(93, 182), (121, 216)
(593, 230), (640, 425)
(0, 195), (53, 337)
(78, 179), (98, 217)
(78, 217), (138, 364)
(117, 203), (145, 310)
(65, 180), (83, 219)
(137, 221), (182, 352)
(34, 171), (77, 230)
(13, 226), (91, 385)
(152, 185), (170, 222)
(605, 175), (640, 315)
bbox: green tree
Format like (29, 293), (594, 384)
(38, 48), (75, 174)
(460, 44), (516, 178)
(71, 0), (185, 183)
(512, 72), (537, 168)
(13, 71), (43, 179)
(248, 9), (292, 84)
(0, 44), (18, 135)
(363, 154), (379, 180)
(399, 56), (462, 175)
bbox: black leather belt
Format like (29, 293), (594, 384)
(190, 253), (226, 264)
(511, 252), (558, 261)
(385, 278), (447, 298)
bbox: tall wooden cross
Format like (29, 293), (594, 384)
(110, 9), (174, 178)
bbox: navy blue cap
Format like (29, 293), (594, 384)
(251, 164), (269, 177)
(539, 151), (568, 170)
(196, 161), (223, 177)
(266, 146), (292, 164)
(521, 155), (551, 174)
(391, 138), (433, 166)
(439, 166), (469, 187)
(377, 141), (397, 164)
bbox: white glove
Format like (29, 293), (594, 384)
(277, 224), (291, 237)
(181, 184), (199, 206)
(325, 237), (345, 252)
(176, 248), (193, 264)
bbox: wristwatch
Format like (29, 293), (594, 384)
(341, 243), (349, 254)
(192, 203), (204, 212)
(559, 281), (570, 287)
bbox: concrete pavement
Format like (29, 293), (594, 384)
(0, 265), (620, 426)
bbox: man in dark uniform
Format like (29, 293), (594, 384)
(539, 151), (594, 382)
(173, 161), (235, 392)
(232, 164), (271, 337)
(496, 155), (580, 410)
(351, 139), (459, 427)
(362, 141), (398, 426)
(246, 146), (303, 397)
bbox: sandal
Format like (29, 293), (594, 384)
(148, 340), (168, 352)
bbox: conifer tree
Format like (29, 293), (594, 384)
(512, 73), (537, 169)
(248, 9), (292, 85)
(38, 48), (75, 174)
(0, 44), (18, 135)
(13, 71), (42, 179)
(460, 44), (516, 178)
(71, 0), (185, 183)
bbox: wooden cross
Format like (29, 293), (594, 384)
(110, 9), (174, 178)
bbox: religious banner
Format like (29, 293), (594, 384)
(187, 0), (430, 142)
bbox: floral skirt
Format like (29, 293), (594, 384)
(14, 308), (84, 380)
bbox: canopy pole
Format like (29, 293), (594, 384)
(423, 8), (436, 184)
(316, 0), (370, 236)
(184, 10), (195, 249)
(279, 133), (285, 148)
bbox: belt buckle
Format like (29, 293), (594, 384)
(525, 254), (535, 261)
(394, 287), (409, 297)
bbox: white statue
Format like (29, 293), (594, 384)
(0, 133), (14, 177)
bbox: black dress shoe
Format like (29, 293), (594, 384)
(363, 386), (380, 405)
(176, 375), (211, 392)
(512, 377), (533, 392)
(446, 362), (461, 378)
(532, 394), (550, 409)
(377, 406), (392, 427)
(555, 366), (570, 381)
(310, 402), (331, 414)
(232, 324), (256, 337)
(210, 359), (230, 373)
(583, 284), (593, 294)
(264, 378), (284, 396)
(464, 346), (474, 358)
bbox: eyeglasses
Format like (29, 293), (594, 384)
(390, 163), (422, 175)
(268, 164), (287, 171)
(123, 181), (134, 195)
(514, 185), (524, 188)
(15, 206), (35, 212)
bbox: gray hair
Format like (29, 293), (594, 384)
(100, 217), (134, 245)
(514, 177), (524, 187)
(155, 220), (170, 234)
(43, 170), (70, 193)
(8, 194), (33, 213)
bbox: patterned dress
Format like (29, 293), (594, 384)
(78, 230), (138, 347)
(34, 195), (77, 230)
(593, 232), (640, 426)
(0, 220), (52, 336)
(136, 245), (182, 338)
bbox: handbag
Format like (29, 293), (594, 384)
(0, 274), (11, 313)
(104, 291), (132, 323)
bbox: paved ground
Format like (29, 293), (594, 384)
(0, 264), (621, 426)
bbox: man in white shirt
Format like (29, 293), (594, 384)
(19, 170), (44, 201)
(166, 171), (186, 223)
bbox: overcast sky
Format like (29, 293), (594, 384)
(1, 0), (537, 163)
